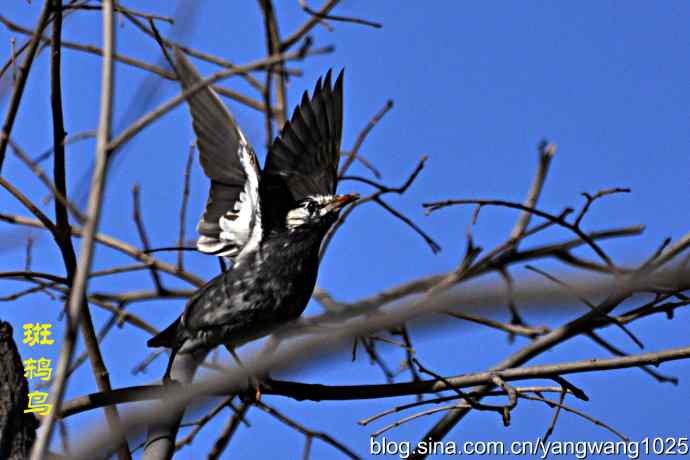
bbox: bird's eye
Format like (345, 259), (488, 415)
(307, 201), (318, 214)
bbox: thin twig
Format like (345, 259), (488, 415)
(360, 386), (566, 427)
(520, 394), (629, 442)
(525, 264), (644, 349)
(255, 401), (361, 459)
(425, 198), (617, 270)
(341, 152), (381, 179)
(282, 0), (340, 50)
(8, 139), (85, 223)
(586, 331), (677, 384)
(509, 140), (556, 242)
(338, 99), (393, 177)
(175, 396), (235, 451)
(321, 155), (427, 259)
(299, 0), (382, 29)
(24, 235), (33, 270)
(373, 197), (441, 253)
(445, 311), (549, 338)
(64, 3), (175, 24)
(574, 187), (631, 227)
(0, 1), (52, 173)
(258, 0), (288, 128)
(132, 184), (164, 292)
(542, 387), (566, 442)
(0, 177), (57, 233)
(34, 130), (97, 164)
(177, 143), (195, 270)
(206, 402), (251, 460)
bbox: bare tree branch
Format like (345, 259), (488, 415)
(30, 3), (131, 458)
(0, 1), (52, 173)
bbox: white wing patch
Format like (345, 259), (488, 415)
(177, 47), (264, 264)
(194, 85), (263, 261)
(214, 137), (263, 262)
(197, 235), (232, 254)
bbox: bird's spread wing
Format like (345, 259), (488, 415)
(173, 48), (262, 260)
(260, 70), (344, 231)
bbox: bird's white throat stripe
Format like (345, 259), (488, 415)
(286, 207), (311, 228)
(285, 194), (335, 228)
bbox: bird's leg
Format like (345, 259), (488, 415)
(224, 344), (263, 401)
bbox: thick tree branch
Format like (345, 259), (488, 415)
(59, 344), (690, 418)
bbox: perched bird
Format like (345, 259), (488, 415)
(147, 49), (357, 379)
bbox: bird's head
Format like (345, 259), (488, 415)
(285, 193), (359, 230)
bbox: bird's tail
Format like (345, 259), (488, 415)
(147, 317), (181, 348)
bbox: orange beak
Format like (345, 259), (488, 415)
(331, 193), (359, 210)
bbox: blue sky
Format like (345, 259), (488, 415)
(2, 1), (690, 458)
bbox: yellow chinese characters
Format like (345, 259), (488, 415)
(22, 323), (55, 346)
(22, 322), (55, 416)
(23, 357), (52, 381)
(24, 391), (52, 416)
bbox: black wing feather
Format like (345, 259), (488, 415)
(173, 49), (246, 185)
(261, 70), (344, 231)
